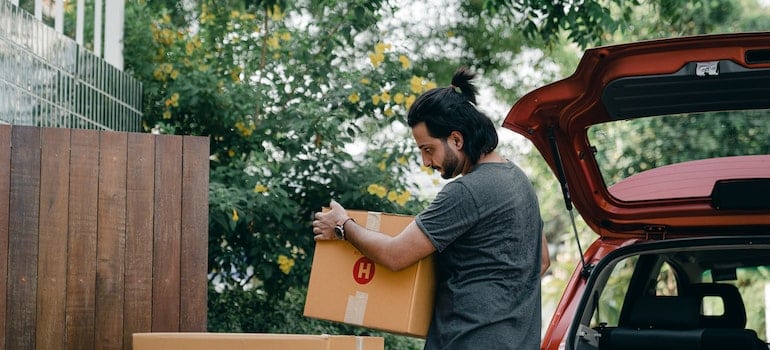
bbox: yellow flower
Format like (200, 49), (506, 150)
(235, 121), (254, 137)
(367, 184), (388, 198)
(420, 165), (434, 175)
(410, 76), (423, 94)
(277, 255), (295, 274)
(368, 52), (384, 67)
(396, 191), (411, 206)
(162, 110), (171, 119)
(384, 107), (395, 117)
(267, 35), (280, 50)
(447, 30), (455, 38)
(230, 10), (240, 18)
(348, 92), (360, 104)
(371, 94), (381, 106)
(228, 149), (236, 157)
(153, 67), (165, 81)
(360, 78), (371, 85)
(405, 94), (416, 110)
(393, 92), (405, 105)
(162, 63), (173, 74)
(387, 190), (398, 202)
(398, 55), (410, 69)
(378, 161), (386, 171)
(374, 42), (391, 54)
(231, 209), (239, 222)
(425, 81), (437, 90)
(254, 184), (268, 193)
(159, 28), (175, 45)
(268, 4), (285, 21)
(397, 156), (407, 165)
(170, 70), (179, 80)
(280, 32), (291, 41)
(380, 91), (391, 103)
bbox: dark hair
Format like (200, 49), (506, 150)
(406, 66), (498, 165)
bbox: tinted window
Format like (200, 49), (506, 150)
(587, 110), (770, 201)
(590, 255), (637, 328)
(702, 267), (770, 341)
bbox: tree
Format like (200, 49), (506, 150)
(121, 0), (770, 346)
(125, 0), (435, 347)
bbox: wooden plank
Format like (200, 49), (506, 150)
(65, 129), (100, 350)
(123, 132), (155, 350)
(7, 125), (41, 349)
(180, 136), (210, 331)
(36, 128), (71, 350)
(152, 135), (183, 332)
(95, 131), (127, 350)
(0, 125), (11, 349)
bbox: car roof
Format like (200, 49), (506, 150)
(503, 32), (770, 237)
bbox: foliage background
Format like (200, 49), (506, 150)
(107, 0), (770, 348)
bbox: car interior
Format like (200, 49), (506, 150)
(572, 238), (770, 350)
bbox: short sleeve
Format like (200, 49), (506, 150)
(415, 181), (479, 252)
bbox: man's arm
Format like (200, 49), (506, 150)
(312, 200), (436, 271)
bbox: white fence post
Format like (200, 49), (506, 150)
(104, 0), (124, 70)
(94, 0), (102, 58)
(76, 0), (85, 45)
(54, 0), (63, 33)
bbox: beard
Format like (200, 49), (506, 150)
(439, 140), (461, 179)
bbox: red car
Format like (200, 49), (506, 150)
(505, 32), (770, 350)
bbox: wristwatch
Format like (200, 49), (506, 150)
(334, 217), (355, 240)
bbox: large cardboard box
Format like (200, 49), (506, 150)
(133, 333), (384, 350)
(304, 210), (435, 337)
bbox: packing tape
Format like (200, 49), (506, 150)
(343, 291), (368, 325)
(366, 212), (381, 231)
(356, 336), (364, 350)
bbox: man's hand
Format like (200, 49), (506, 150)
(311, 199), (348, 241)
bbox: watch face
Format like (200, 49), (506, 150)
(334, 225), (344, 239)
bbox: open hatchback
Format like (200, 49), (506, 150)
(504, 32), (770, 350)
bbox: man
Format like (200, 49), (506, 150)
(312, 67), (544, 350)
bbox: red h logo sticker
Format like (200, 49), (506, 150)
(353, 257), (375, 284)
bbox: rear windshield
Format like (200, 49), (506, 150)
(587, 109), (770, 201)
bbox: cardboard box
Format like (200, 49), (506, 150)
(304, 210), (435, 337)
(132, 333), (384, 350)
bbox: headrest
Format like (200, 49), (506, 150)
(686, 283), (747, 328)
(628, 295), (700, 329)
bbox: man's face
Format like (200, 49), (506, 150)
(411, 122), (463, 179)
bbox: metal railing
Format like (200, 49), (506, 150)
(0, 0), (141, 132)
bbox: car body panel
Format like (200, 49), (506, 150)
(503, 32), (770, 350)
(540, 238), (642, 350)
(504, 32), (770, 238)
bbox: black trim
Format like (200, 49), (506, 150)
(711, 178), (770, 210)
(746, 49), (770, 64)
(602, 60), (770, 120)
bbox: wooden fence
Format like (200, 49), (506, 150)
(0, 125), (210, 350)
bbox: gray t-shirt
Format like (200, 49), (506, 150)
(416, 161), (542, 350)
